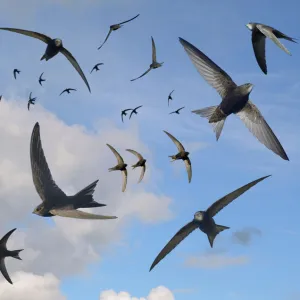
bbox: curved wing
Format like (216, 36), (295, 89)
(98, 28), (113, 50)
(0, 228), (16, 247)
(60, 47), (91, 93)
(30, 122), (66, 202)
(130, 67), (152, 81)
(184, 158), (192, 183)
(178, 106), (185, 112)
(236, 101), (289, 160)
(118, 14), (140, 25)
(138, 164), (146, 183)
(179, 37), (237, 98)
(206, 175), (271, 218)
(27, 101), (30, 111)
(251, 30), (267, 74)
(50, 209), (117, 220)
(149, 221), (198, 271)
(0, 258), (12, 284)
(151, 36), (157, 63)
(169, 90), (174, 98)
(106, 144), (124, 164)
(0, 27), (52, 44)
(164, 130), (185, 152)
(126, 149), (143, 160)
(59, 89), (67, 95)
(122, 169), (127, 192)
(13, 70), (17, 80)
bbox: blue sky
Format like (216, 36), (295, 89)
(0, 0), (299, 299)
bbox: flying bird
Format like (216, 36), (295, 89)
(0, 228), (23, 284)
(39, 72), (45, 86)
(126, 149), (146, 183)
(30, 122), (117, 220)
(60, 88), (76, 96)
(164, 130), (192, 183)
(149, 175), (271, 271)
(107, 144), (128, 192)
(129, 105), (143, 119)
(246, 22), (297, 74)
(168, 90), (174, 106)
(169, 107), (185, 115)
(13, 68), (20, 79)
(98, 14), (140, 50)
(0, 28), (91, 92)
(90, 63), (104, 73)
(121, 109), (133, 122)
(179, 37), (289, 161)
(131, 36), (163, 81)
(28, 92), (36, 111)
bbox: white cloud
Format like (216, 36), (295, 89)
(99, 286), (174, 300)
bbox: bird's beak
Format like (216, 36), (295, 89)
(32, 210), (38, 215)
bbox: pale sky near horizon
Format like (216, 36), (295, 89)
(0, 0), (299, 299)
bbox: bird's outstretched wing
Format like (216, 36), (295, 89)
(164, 130), (185, 152)
(50, 209), (117, 220)
(130, 67), (152, 81)
(184, 158), (192, 183)
(0, 258), (12, 284)
(122, 169), (127, 192)
(251, 30), (267, 74)
(98, 28), (113, 50)
(138, 165), (146, 183)
(151, 36), (157, 63)
(118, 14), (140, 25)
(107, 144), (124, 164)
(126, 149), (144, 160)
(0, 228), (17, 248)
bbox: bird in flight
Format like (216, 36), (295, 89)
(39, 72), (45, 86)
(126, 149), (147, 183)
(60, 88), (76, 96)
(107, 144), (128, 192)
(168, 90), (174, 106)
(0, 27), (91, 92)
(131, 36), (163, 81)
(90, 63), (104, 73)
(179, 37), (289, 161)
(0, 228), (23, 285)
(169, 107), (185, 115)
(246, 22), (297, 74)
(98, 14), (140, 50)
(164, 130), (192, 183)
(149, 175), (271, 271)
(129, 105), (143, 119)
(121, 109), (133, 123)
(30, 122), (117, 220)
(13, 68), (20, 80)
(28, 92), (36, 111)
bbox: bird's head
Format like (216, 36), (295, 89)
(246, 23), (255, 31)
(54, 38), (63, 47)
(185, 151), (190, 156)
(32, 203), (45, 216)
(241, 83), (254, 94)
(194, 211), (205, 222)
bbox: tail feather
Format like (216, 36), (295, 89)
(11, 249), (23, 260)
(73, 180), (103, 207)
(207, 224), (230, 248)
(80, 201), (106, 208)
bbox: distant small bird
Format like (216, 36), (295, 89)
(39, 72), (45, 86)
(164, 130), (192, 183)
(60, 88), (76, 96)
(107, 144), (128, 192)
(30, 122), (116, 220)
(168, 90), (174, 106)
(129, 105), (143, 119)
(0, 95), (2, 101)
(0, 228), (23, 284)
(121, 109), (133, 122)
(90, 63), (104, 73)
(179, 37), (289, 161)
(0, 27), (91, 92)
(131, 36), (163, 81)
(13, 68), (20, 79)
(98, 14), (140, 50)
(126, 149), (147, 183)
(246, 22), (297, 74)
(28, 92), (36, 111)
(169, 107), (185, 115)
(149, 175), (271, 271)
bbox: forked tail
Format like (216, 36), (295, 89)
(11, 249), (23, 260)
(207, 224), (230, 248)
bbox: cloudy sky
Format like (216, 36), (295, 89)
(0, 0), (299, 299)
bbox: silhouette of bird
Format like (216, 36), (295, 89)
(149, 175), (271, 271)
(179, 37), (289, 161)
(129, 105), (143, 119)
(131, 36), (163, 81)
(168, 90), (174, 106)
(90, 63), (104, 73)
(30, 122), (117, 220)
(13, 69), (20, 79)
(0, 27), (91, 92)
(121, 109), (133, 122)
(39, 72), (45, 86)
(169, 107), (185, 115)
(60, 88), (76, 96)
(0, 228), (23, 284)
(0, 95), (2, 102)
(246, 22), (297, 74)
(28, 92), (36, 111)
(126, 149), (147, 183)
(98, 14), (140, 50)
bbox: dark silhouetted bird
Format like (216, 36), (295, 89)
(246, 22), (297, 74)
(129, 105), (143, 119)
(121, 109), (133, 122)
(149, 175), (271, 271)
(169, 107), (185, 115)
(179, 37), (289, 161)
(13, 69), (20, 79)
(60, 88), (76, 96)
(126, 149), (146, 183)
(30, 122), (117, 220)
(39, 72), (45, 86)
(0, 28), (91, 92)
(28, 92), (36, 111)
(90, 63), (104, 73)
(0, 228), (23, 285)
(98, 14), (140, 50)
(168, 90), (174, 106)
(131, 37), (163, 81)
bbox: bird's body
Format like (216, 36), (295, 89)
(169, 107), (185, 115)
(60, 88), (76, 95)
(121, 109), (133, 122)
(39, 72), (45, 86)
(129, 105), (143, 119)
(90, 63), (104, 73)
(168, 90), (174, 106)
(13, 68), (20, 79)
(126, 149), (146, 183)
(28, 92), (36, 111)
